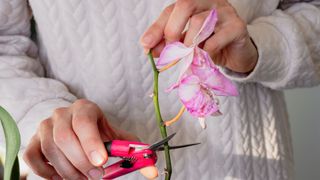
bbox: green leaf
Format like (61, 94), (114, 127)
(0, 106), (21, 180)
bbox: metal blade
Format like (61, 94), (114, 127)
(148, 133), (176, 151)
(157, 143), (201, 151)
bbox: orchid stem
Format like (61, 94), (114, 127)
(148, 51), (172, 180)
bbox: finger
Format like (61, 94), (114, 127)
(152, 31), (186, 57)
(71, 101), (108, 167)
(140, 166), (159, 179)
(184, 12), (208, 46)
(39, 119), (86, 180)
(151, 39), (166, 57)
(203, 20), (246, 58)
(140, 4), (174, 50)
(164, 0), (195, 43)
(52, 107), (103, 180)
(23, 134), (60, 179)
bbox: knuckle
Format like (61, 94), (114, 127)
(23, 148), (33, 164)
(224, 5), (236, 14)
(53, 129), (74, 145)
(72, 159), (93, 173)
(176, 0), (194, 11)
(150, 20), (163, 33)
(190, 15), (204, 27)
(41, 141), (56, 158)
(52, 107), (67, 119)
(74, 99), (98, 110)
(72, 115), (93, 128)
(32, 168), (48, 178)
(74, 99), (91, 106)
(163, 5), (173, 16)
(230, 19), (246, 36)
(235, 20), (246, 32)
(39, 119), (51, 132)
(164, 27), (178, 41)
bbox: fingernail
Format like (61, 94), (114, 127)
(51, 175), (62, 180)
(142, 34), (153, 45)
(88, 168), (103, 180)
(90, 151), (104, 165)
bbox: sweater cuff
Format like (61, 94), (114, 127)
(221, 24), (287, 84)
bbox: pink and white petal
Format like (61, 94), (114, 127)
(211, 110), (222, 116)
(183, 91), (205, 112)
(198, 93), (220, 116)
(190, 64), (212, 82)
(190, 49), (218, 80)
(198, 117), (207, 129)
(183, 90), (219, 117)
(177, 52), (194, 80)
(193, 10), (218, 45)
(205, 69), (238, 96)
(156, 42), (193, 69)
(199, 48), (219, 69)
(178, 75), (201, 102)
(165, 82), (180, 93)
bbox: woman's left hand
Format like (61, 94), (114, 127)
(140, 0), (258, 73)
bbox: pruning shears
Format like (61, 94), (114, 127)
(102, 133), (200, 179)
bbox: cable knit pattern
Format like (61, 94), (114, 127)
(1, 0), (320, 179)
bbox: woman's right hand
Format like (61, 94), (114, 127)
(23, 99), (155, 180)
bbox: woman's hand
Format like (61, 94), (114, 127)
(23, 99), (157, 180)
(141, 0), (258, 73)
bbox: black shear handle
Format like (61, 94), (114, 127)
(104, 141), (112, 156)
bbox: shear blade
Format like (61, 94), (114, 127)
(157, 143), (201, 151)
(148, 133), (176, 151)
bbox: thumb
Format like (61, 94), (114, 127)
(140, 166), (159, 179)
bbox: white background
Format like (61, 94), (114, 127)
(285, 86), (320, 180)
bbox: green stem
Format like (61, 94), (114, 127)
(148, 52), (172, 180)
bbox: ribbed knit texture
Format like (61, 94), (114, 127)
(1, 0), (320, 179)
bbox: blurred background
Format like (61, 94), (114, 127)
(285, 86), (320, 180)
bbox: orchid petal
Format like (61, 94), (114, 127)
(183, 91), (219, 117)
(178, 75), (200, 102)
(177, 51), (194, 78)
(165, 82), (180, 93)
(178, 76), (220, 117)
(205, 69), (238, 96)
(191, 49), (238, 96)
(193, 10), (218, 45)
(198, 117), (207, 129)
(156, 42), (193, 69)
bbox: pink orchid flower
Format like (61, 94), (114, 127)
(156, 10), (238, 128)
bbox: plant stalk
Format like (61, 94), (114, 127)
(147, 52), (172, 180)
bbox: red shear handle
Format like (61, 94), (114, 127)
(104, 140), (149, 157)
(102, 156), (156, 179)
(103, 140), (157, 179)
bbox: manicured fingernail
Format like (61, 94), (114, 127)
(88, 168), (103, 180)
(142, 34), (153, 45)
(90, 151), (104, 165)
(51, 175), (62, 180)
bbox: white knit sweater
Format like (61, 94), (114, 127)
(1, 0), (320, 179)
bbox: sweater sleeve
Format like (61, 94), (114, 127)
(222, 2), (320, 90)
(0, 0), (77, 151)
